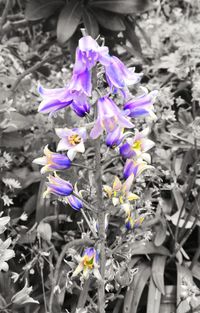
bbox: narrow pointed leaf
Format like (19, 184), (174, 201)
(83, 9), (99, 38)
(57, 0), (82, 45)
(92, 8), (125, 31)
(123, 262), (147, 313)
(152, 255), (167, 295)
(154, 218), (167, 247)
(128, 241), (170, 256)
(147, 277), (161, 313)
(131, 265), (151, 313)
(25, 0), (64, 21)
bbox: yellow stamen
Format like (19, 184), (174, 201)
(68, 134), (81, 146)
(132, 140), (142, 151)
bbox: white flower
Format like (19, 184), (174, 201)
(20, 212), (28, 221)
(1, 195), (13, 207)
(11, 280), (39, 305)
(0, 238), (15, 271)
(0, 216), (10, 234)
(2, 178), (21, 189)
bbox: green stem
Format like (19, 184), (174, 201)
(94, 138), (106, 313)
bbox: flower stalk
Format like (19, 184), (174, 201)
(94, 137), (106, 313)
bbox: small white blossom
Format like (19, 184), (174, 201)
(20, 212), (28, 221)
(1, 195), (13, 207)
(2, 178), (21, 189)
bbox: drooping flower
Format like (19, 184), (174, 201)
(104, 174), (139, 207)
(11, 280), (39, 305)
(55, 127), (87, 160)
(43, 173), (73, 198)
(104, 56), (141, 91)
(38, 85), (90, 117)
(106, 126), (124, 148)
(33, 145), (71, 174)
(124, 88), (158, 119)
(123, 159), (153, 179)
(72, 247), (101, 280)
(120, 128), (155, 161)
(90, 96), (134, 139)
(64, 183), (83, 211)
(125, 213), (144, 230)
(0, 238), (15, 271)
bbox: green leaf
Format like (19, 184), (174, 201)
(129, 241), (170, 256)
(83, 8), (99, 38)
(152, 255), (167, 295)
(92, 8), (125, 31)
(57, 0), (82, 45)
(147, 277), (161, 313)
(25, 0), (64, 21)
(89, 0), (150, 14)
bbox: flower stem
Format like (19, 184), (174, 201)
(94, 138), (106, 313)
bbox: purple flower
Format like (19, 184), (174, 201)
(38, 85), (72, 114)
(33, 146), (71, 174)
(90, 96), (134, 139)
(43, 173), (73, 198)
(124, 88), (158, 119)
(104, 56), (141, 91)
(120, 128), (155, 159)
(65, 194), (83, 211)
(123, 159), (153, 179)
(38, 84), (90, 117)
(125, 214), (144, 230)
(74, 36), (109, 73)
(106, 126), (124, 148)
(70, 68), (92, 97)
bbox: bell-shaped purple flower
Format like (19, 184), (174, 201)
(38, 85), (72, 114)
(43, 173), (73, 198)
(123, 159), (153, 179)
(124, 88), (158, 119)
(105, 126), (124, 148)
(90, 96), (134, 139)
(104, 56), (141, 91)
(33, 145), (71, 174)
(65, 194), (83, 211)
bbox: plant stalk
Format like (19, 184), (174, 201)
(94, 138), (106, 313)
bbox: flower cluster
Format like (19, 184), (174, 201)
(34, 35), (158, 279)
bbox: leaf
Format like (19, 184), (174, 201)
(123, 262), (148, 313)
(131, 265), (151, 313)
(92, 8), (125, 31)
(129, 241), (170, 256)
(152, 255), (167, 295)
(89, 0), (150, 14)
(25, 0), (64, 21)
(83, 8), (99, 38)
(154, 218), (167, 247)
(124, 18), (143, 58)
(192, 263), (200, 281)
(172, 187), (184, 211)
(0, 132), (24, 148)
(147, 277), (161, 313)
(57, 0), (82, 45)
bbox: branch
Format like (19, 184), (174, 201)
(11, 53), (63, 93)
